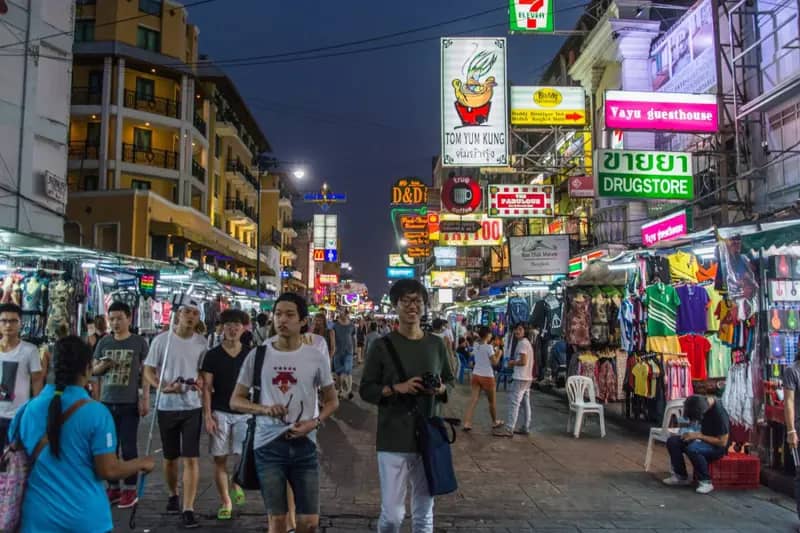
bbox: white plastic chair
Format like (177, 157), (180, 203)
(566, 376), (606, 438)
(644, 399), (684, 472)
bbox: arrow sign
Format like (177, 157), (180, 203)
(439, 220), (481, 233)
(565, 112), (583, 121)
(325, 249), (338, 263)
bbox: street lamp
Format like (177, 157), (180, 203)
(293, 168), (305, 179)
(399, 238), (408, 247)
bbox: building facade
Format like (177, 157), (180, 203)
(0, 0), (74, 240)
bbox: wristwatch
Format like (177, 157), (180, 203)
(314, 417), (323, 430)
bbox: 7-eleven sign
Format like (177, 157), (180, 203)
(509, 0), (554, 33)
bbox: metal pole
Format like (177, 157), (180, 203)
(256, 166), (261, 297)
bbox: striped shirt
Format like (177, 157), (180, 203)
(644, 283), (680, 337)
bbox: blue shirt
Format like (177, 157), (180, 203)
(8, 385), (116, 533)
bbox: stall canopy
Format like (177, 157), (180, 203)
(742, 222), (800, 252)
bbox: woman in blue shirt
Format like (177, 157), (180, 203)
(9, 336), (155, 533)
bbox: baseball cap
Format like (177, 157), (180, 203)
(175, 294), (201, 311)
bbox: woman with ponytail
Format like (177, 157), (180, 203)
(8, 336), (155, 532)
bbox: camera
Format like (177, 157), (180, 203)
(420, 372), (442, 391)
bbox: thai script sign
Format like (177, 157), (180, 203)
(596, 149), (693, 200)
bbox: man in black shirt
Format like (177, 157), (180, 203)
(663, 395), (730, 495)
(200, 309), (251, 520)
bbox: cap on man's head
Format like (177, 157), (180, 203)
(176, 294), (201, 312)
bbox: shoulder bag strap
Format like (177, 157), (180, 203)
(251, 345), (267, 403)
(31, 398), (92, 464)
(382, 336), (408, 382)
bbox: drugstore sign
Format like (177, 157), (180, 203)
(596, 149), (693, 200)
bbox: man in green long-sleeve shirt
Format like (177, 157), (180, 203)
(359, 279), (454, 533)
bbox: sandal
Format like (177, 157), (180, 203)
(462, 425), (472, 432)
(230, 486), (246, 506)
(217, 507), (232, 520)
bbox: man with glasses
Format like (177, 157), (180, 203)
(200, 309), (251, 520)
(0, 303), (43, 450)
(231, 292), (339, 533)
(143, 295), (208, 529)
(359, 279), (454, 533)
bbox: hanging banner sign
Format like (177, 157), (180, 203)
(441, 37), (508, 167)
(568, 175), (594, 198)
(509, 235), (569, 276)
(510, 86), (585, 126)
(509, 0), (554, 32)
(387, 267), (415, 279)
(604, 90), (718, 133)
(441, 176), (482, 214)
(433, 246), (457, 267)
(430, 271), (466, 288)
(596, 149), (693, 200)
(641, 210), (689, 247)
(487, 184), (554, 218)
(391, 178), (428, 206)
(439, 214), (504, 246)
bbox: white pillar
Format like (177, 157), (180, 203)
(113, 58), (125, 190)
(178, 74), (189, 205)
(98, 56), (112, 188)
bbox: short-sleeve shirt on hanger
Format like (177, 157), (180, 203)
(679, 334), (711, 381)
(668, 250), (700, 282)
(676, 284), (710, 334)
(644, 283), (680, 337)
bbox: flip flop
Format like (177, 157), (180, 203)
(462, 425), (472, 432)
(230, 486), (246, 506)
(217, 507), (232, 520)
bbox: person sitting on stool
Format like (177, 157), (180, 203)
(662, 394), (730, 495)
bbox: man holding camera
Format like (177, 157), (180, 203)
(360, 279), (454, 533)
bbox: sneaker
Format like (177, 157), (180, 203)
(118, 489), (138, 509)
(492, 427), (514, 438)
(348, 392), (354, 400)
(662, 474), (691, 487)
(513, 429), (530, 436)
(166, 495), (180, 513)
(182, 510), (200, 529)
(106, 488), (121, 504)
(696, 481), (715, 494)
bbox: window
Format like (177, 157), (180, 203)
(136, 26), (160, 52)
(95, 223), (119, 253)
(214, 135), (221, 158)
(86, 122), (101, 146)
(83, 175), (99, 191)
(138, 0), (162, 16)
(133, 128), (152, 151)
(131, 179), (151, 191)
(88, 71), (103, 95)
(214, 173), (220, 197)
(74, 19), (95, 42)
(135, 77), (155, 102)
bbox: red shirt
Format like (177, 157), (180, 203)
(679, 334), (711, 380)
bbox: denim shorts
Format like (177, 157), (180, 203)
(333, 353), (353, 375)
(254, 436), (320, 515)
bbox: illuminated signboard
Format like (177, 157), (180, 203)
(387, 267), (415, 279)
(318, 274), (339, 285)
(391, 178), (428, 206)
(439, 214), (503, 246)
(430, 271), (466, 288)
(138, 270), (158, 297)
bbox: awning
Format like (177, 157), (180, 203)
(742, 222), (800, 251)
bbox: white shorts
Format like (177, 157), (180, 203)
(208, 410), (249, 457)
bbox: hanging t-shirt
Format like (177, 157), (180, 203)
(679, 334), (711, 381)
(632, 362), (651, 397)
(696, 261), (718, 283)
(646, 256), (671, 285)
(143, 331), (207, 411)
(0, 341), (42, 420)
(676, 284), (710, 334)
(668, 250), (700, 282)
(545, 295), (563, 337)
(644, 283), (680, 337)
(471, 342), (495, 378)
(705, 286), (723, 331)
(707, 335), (732, 378)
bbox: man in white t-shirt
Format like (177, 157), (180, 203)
(493, 323), (533, 438)
(143, 295), (208, 529)
(0, 303), (43, 449)
(231, 292), (339, 533)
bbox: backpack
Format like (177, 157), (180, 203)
(506, 296), (530, 329)
(0, 399), (90, 531)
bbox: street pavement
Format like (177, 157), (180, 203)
(114, 368), (800, 532)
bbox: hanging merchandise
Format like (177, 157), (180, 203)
(565, 292), (591, 347)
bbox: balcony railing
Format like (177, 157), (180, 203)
(122, 143), (178, 170)
(193, 113), (207, 136)
(224, 197), (256, 221)
(123, 90), (180, 119)
(71, 87), (102, 106)
(225, 160), (258, 190)
(68, 141), (100, 160)
(191, 159), (206, 183)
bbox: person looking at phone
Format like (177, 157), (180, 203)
(359, 279), (454, 533)
(91, 301), (150, 509)
(143, 295), (208, 529)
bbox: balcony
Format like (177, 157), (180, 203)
(124, 90), (180, 119)
(225, 160), (258, 191)
(68, 141), (100, 160)
(72, 87), (102, 106)
(191, 159), (206, 183)
(121, 143), (178, 170)
(193, 113), (207, 137)
(224, 197), (256, 224)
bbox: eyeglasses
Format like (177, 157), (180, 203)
(280, 394), (304, 425)
(398, 298), (424, 308)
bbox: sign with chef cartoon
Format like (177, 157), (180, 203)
(441, 37), (508, 167)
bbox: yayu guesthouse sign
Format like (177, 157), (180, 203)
(604, 90), (718, 133)
(596, 149), (693, 200)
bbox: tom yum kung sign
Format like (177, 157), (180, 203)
(596, 149), (693, 200)
(604, 90), (718, 133)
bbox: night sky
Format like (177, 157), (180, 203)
(190, 0), (583, 299)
